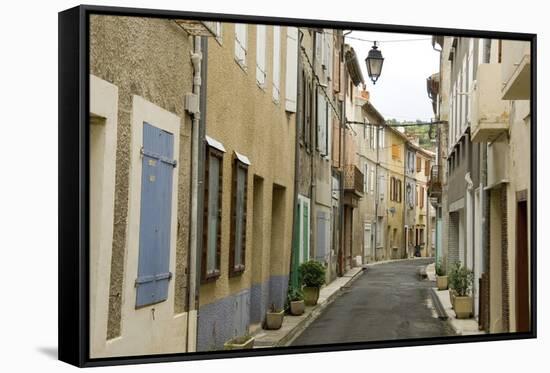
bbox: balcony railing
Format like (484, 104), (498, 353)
(344, 165), (364, 197)
(427, 165), (442, 198)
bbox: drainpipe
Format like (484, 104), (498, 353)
(186, 35), (206, 353)
(402, 149), (407, 258)
(289, 30), (304, 290)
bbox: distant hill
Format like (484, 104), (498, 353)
(386, 118), (437, 152)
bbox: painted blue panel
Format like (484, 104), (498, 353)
(136, 122), (175, 308)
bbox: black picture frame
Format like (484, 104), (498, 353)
(58, 4), (537, 367)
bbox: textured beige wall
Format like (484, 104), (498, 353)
(199, 23), (296, 307)
(89, 15), (193, 342)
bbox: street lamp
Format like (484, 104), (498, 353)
(365, 41), (384, 84)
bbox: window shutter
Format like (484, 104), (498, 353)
(370, 168), (374, 193)
(135, 123), (176, 308)
(364, 164), (369, 194)
(416, 157), (421, 172)
(317, 91), (327, 155)
(235, 24), (247, 67)
(333, 49), (341, 92)
(285, 27), (298, 112)
(316, 212), (328, 261)
(425, 159), (431, 177)
(272, 26), (281, 102)
(256, 25), (266, 86)
(202, 145), (223, 282)
(302, 201), (310, 262)
(392, 144), (399, 160)
(229, 159), (248, 276)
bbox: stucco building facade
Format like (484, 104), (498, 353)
(197, 22), (297, 350)
(431, 35), (531, 333)
(89, 15), (196, 357)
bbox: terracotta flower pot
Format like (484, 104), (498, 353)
(436, 275), (448, 290)
(224, 335), (255, 350)
(454, 296), (473, 319)
(265, 309), (285, 330)
(303, 286), (320, 306)
(290, 300), (305, 315)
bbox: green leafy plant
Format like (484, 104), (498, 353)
(287, 287), (304, 302)
(453, 265), (474, 297)
(298, 260), (326, 288)
(268, 303), (283, 313)
(447, 261), (461, 289)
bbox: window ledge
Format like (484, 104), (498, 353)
(201, 271), (221, 284)
(234, 58), (248, 74)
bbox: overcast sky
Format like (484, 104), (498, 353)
(346, 31), (440, 122)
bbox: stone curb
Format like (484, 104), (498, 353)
(429, 287), (449, 320)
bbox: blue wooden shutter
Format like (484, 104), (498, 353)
(135, 122), (176, 308)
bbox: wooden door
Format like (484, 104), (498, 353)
(516, 199), (529, 332)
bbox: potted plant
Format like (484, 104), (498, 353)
(447, 262), (460, 308)
(223, 334), (255, 350)
(435, 260), (448, 290)
(264, 303), (285, 330)
(299, 260), (326, 306)
(288, 287), (305, 316)
(453, 265), (474, 319)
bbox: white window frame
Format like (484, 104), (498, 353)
(256, 25), (267, 88)
(234, 24), (248, 70)
(272, 26), (281, 103)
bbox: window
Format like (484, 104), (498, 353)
(390, 177), (395, 201)
(369, 125), (375, 149)
(285, 27), (298, 112)
(229, 153), (249, 276)
(370, 168), (375, 193)
(416, 157), (422, 173)
(425, 159), (431, 177)
(202, 141), (224, 282)
(378, 127), (385, 149)
(416, 185), (419, 206)
(397, 180), (402, 203)
(364, 163), (369, 194)
(272, 26), (281, 102)
(333, 48), (341, 92)
(420, 186), (425, 209)
(392, 144), (400, 160)
(135, 123), (178, 307)
(234, 24), (248, 69)
(316, 90), (328, 156)
(256, 25), (267, 87)
(213, 22), (223, 43)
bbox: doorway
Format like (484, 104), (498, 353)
(516, 198), (529, 332)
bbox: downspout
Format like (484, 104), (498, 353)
(340, 32), (352, 274)
(186, 35), (206, 352)
(374, 124), (380, 261)
(289, 30), (304, 290)
(402, 148), (407, 258)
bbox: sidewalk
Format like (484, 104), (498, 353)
(431, 287), (485, 336)
(252, 267), (364, 348)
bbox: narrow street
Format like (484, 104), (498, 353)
(291, 259), (455, 345)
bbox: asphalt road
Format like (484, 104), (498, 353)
(291, 259), (455, 346)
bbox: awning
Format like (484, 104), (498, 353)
(234, 151), (251, 166)
(205, 135), (226, 153)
